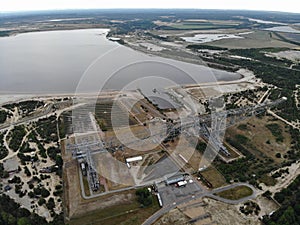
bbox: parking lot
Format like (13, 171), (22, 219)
(142, 154), (181, 183)
(157, 178), (203, 206)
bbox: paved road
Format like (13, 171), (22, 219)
(142, 182), (256, 225)
(0, 101), (85, 132)
(78, 167), (173, 199)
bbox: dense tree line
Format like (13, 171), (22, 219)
(3, 100), (44, 116)
(273, 32), (300, 46)
(187, 44), (228, 51)
(220, 55), (300, 91)
(58, 113), (68, 139)
(0, 110), (9, 124)
(262, 175), (300, 225)
(215, 134), (278, 186)
(229, 48), (293, 68)
(0, 133), (8, 160)
(47, 147), (60, 161)
(136, 188), (153, 207)
(269, 88), (299, 122)
(0, 163), (9, 178)
(196, 140), (207, 153)
(207, 48), (300, 156)
(35, 116), (58, 143)
(8, 125), (26, 152)
(0, 194), (65, 225)
(112, 20), (157, 35)
(265, 123), (284, 143)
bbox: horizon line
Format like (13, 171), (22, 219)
(1, 8), (300, 15)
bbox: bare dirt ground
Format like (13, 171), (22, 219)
(202, 198), (260, 225)
(254, 195), (279, 218)
(63, 155), (81, 219)
(154, 196), (262, 225)
(104, 125), (160, 153)
(0, 95), (35, 106)
(294, 85), (300, 110)
(267, 50), (300, 62)
(186, 149), (204, 172)
(186, 81), (258, 101)
(94, 152), (135, 190)
(178, 199), (213, 225)
(153, 208), (190, 225)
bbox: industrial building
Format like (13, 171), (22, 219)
(126, 156), (143, 168)
(165, 174), (186, 185)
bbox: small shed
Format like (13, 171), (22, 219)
(125, 156), (143, 163)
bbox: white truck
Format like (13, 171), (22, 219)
(177, 180), (187, 187)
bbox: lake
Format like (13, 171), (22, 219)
(0, 29), (241, 94)
(265, 26), (300, 33)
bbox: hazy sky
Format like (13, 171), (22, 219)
(1, 0), (300, 13)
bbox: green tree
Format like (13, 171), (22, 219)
(41, 187), (50, 198)
(46, 198), (55, 211)
(38, 198), (46, 206)
(17, 217), (31, 225)
(136, 188), (153, 207)
(277, 206), (296, 225)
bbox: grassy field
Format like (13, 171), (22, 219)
(70, 194), (160, 225)
(259, 174), (277, 186)
(204, 31), (298, 49)
(160, 19), (240, 30)
(215, 116), (293, 185)
(225, 116), (291, 163)
(216, 185), (253, 200)
(82, 176), (91, 197)
(169, 23), (222, 30)
(200, 166), (227, 188)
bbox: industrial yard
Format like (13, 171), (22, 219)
(0, 8), (299, 225)
(56, 76), (289, 224)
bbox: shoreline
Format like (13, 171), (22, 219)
(0, 26), (111, 39)
(0, 71), (254, 106)
(0, 28), (253, 106)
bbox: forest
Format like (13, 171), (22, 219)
(262, 175), (300, 225)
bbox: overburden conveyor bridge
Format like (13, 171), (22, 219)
(69, 96), (286, 192)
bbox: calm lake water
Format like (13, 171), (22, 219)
(0, 29), (241, 94)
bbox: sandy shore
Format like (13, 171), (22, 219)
(0, 90), (129, 106)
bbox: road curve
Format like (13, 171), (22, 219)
(142, 182), (256, 225)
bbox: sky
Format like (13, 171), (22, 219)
(1, 0), (300, 13)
